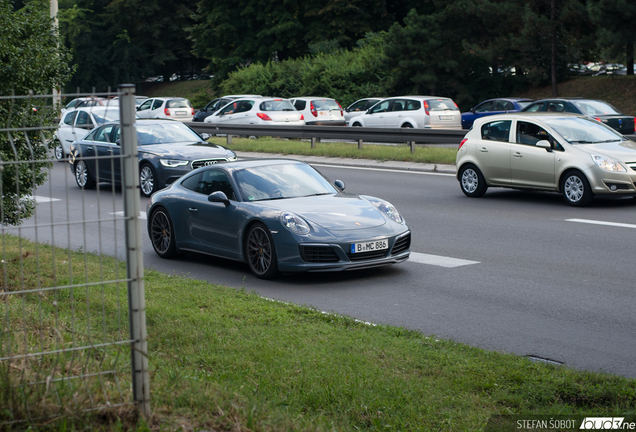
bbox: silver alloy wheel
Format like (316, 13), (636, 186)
(75, 161), (89, 187)
(54, 144), (64, 160)
(461, 168), (479, 194)
(247, 226), (272, 276)
(150, 211), (171, 255)
(140, 165), (155, 196)
(564, 175), (584, 203)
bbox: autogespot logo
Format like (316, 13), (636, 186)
(580, 417), (630, 429)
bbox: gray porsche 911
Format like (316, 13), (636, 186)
(146, 159), (411, 279)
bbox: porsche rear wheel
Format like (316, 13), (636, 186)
(150, 208), (178, 258)
(246, 223), (278, 279)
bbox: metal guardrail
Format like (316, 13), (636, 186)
(188, 122), (467, 145)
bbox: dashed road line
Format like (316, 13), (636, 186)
(566, 218), (636, 229)
(409, 252), (479, 268)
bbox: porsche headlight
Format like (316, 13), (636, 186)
(160, 159), (189, 167)
(591, 154), (626, 172)
(367, 197), (404, 224)
(280, 212), (310, 235)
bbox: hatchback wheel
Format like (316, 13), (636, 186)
(246, 223), (278, 279)
(561, 170), (593, 206)
(401, 123), (413, 128)
(459, 164), (487, 197)
(74, 160), (96, 189)
(140, 164), (156, 196)
(150, 208), (178, 258)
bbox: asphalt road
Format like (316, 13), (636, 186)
(12, 159), (636, 378)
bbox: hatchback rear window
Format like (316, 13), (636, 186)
(427, 98), (459, 111)
(259, 100), (296, 111)
(312, 99), (340, 110)
(167, 99), (192, 108)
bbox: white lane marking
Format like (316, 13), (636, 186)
(312, 163), (455, 177)
(111, 211), (147, 220)
(566, 218), (636, 229)
(409, 252), (479, 267)
(33, 196), (61, 203)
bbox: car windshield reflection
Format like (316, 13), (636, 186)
(135, 122), (201, 145)
(234, 163), (337, 201)
(543, 117), (626, 144)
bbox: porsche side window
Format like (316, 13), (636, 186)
(181, 172), (204, 193)
(481, 120), (511, 142)
(197, 170), (236, 200)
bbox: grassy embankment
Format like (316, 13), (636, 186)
(2, 235), (635, 431)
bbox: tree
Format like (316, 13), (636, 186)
(588, 0), (636, 75)
(0, 0), (73, 225)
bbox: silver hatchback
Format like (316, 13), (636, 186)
(456, 113), (636, 206)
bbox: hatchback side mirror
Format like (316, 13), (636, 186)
(208, 191), (230, 206)
(536, 140), (551, 151)
(334, 179), (345, 191)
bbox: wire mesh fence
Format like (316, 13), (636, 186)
(0, 86), (148, 425)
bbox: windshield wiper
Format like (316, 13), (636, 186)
(302, 192), (331, 197)
(570, 139), (621, 144)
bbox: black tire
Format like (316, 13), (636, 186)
(139, 164), (156, 197)
(459, 164), (487, 197)
(401, 123), (413, 128)
(245, 223), (279, 279)
(54, 141), (65, 161)
(561, 170), (593, 207)
(352, 122), (362, 127)
(74, 160), (96, 189)
(149, 208), (178, 258)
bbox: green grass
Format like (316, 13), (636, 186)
(2, 235), (636, 431)
(209, 137), (459, 165)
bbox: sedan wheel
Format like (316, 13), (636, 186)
(140, 164), (156, 196)
(74, 160), (96, 189)
(459, 164), (487, 197)
(54, 143), (65, 161)
(561, 171), (593, 206)
(150, 209), (177, 258)
(246, 223), (278, 279)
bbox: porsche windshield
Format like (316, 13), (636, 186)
(134, 122), (201, 145)
(235, 163), (337, 201)
(542, 117), (625, 144)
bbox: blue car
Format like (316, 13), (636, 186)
(461, 98), (533, 129)
(147, 159), (411, 279)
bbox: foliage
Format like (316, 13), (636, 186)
(0, 0), (73, 225)
(218, 33), (389, 107)
(588, 0), (636, 74)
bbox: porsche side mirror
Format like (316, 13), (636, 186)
(334, 179), (345, 191)
(208, 191), (230, 206)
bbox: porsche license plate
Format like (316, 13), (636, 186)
(176, 110), (187, 115)
(439, 115), (453, 120)
(351, 239), (388, 253)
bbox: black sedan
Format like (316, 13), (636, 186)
(521, 98), (635, 135)
(69, 119), (237, 196)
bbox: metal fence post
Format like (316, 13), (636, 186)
(119, 84), (150, 418)
(358, 139), (363, 150)
(311, 137), (317, 148)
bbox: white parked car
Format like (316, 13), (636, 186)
(344, 97), (384, 125)
(194, 94), (262, 122)
(204, 97), (305, 126)
(54, 107), (121, 160)
(59, 97), (118, 120)
(136, 97), (194, 122)
(290, 97), (345, 126)
(348, 96), (462, 129)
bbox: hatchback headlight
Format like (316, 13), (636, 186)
(280, 212), (310, 235)
(591, 154), (626, 172)
(366, 197), (404, 224)
(160, 159), (189, 167)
